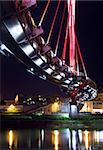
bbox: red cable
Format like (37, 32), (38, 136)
(47, 1), (61, 44)
(61, 0), (71, 61)
(69, 0), (76, 70)
(55, 1), (66, 56)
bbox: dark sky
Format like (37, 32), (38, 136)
(1, 1), (103, 100)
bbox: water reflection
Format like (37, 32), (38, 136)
(84, 130), (89, 149)
(1, 127), (103, 149)
(7, 130), (18, 150)
(8, 130), (13, 149)
(52, 130), (59, 150)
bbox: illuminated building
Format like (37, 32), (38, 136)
(6, 104), (23, 113)
(80, 92), (103, 114)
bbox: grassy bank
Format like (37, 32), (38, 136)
(1, 114), (103, 130)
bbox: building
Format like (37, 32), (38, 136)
(80, 92), (103, 114)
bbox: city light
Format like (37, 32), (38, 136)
(7, 104), (18, 113)
(8, 130), (14, 149)
(51, 102), (59, 112)
(41, 129), (45, 142)
(52, 130), (59, 150)
(84, 130), (89, 150)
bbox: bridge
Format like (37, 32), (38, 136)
(0, 0), (97, 106)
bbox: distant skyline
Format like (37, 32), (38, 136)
(1, 1), (103, 100)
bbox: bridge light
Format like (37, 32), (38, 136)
(34, 58), (44, 66)
(74, 83), (79, 87)
(69, 77), (73, 81)
(41, 55), (47, 63)
(45, 68), (53, 74)
(60, 72), (65, 78)
(30, 68), (34, 71)
(64, 80), (70, 84)
(33, 42), (37, 49)
(54, 75), (62, 80)
(22, 44), (34, 56)
(0, 44), (13, 54)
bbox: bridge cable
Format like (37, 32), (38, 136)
(39, 0), (51, 26)
(54, 1), (66, 56)
(61, 0), (71, 62)
(69, 0), (76, 71)
(46, 1), (61, 44)
(76, 46), (80, 76)
(75, 34), (88, 79)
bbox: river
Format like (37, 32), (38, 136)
(1, 124), (103, 150)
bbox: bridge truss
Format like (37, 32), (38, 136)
(1, 0), (97, 104)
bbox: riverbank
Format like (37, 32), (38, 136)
(1, 114), (103, 130)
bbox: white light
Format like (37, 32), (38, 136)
(9, 23), (23, 41)
(34, 58), (43, 66)
(68, 66), (71, 72)
(64, 80), (70, 84)
(71, 105), (77, 115)
(99, 131), (103, 142)
(59, 60), (62, 66)
(78, 130), (82, 143)
(66, 128), (71, 149)
(74, 84), (79, 87)
(22, 44), (34, 56)
(51, 65), (55, 70)
(45, 68), (53, 74)
(69, 77), (73, 81)
(41, 37), (45, 44)
(39, 75), (46, 80)
(30, 68), (34, 71)
(1, 44), (5, 50)
(27, 69), (34, 75)
(51, 51), (54, 57)
(41, 55), (47, 63)
(1, 44), (13, 55)
(60, 72), (65, 78)
(41, 129), (44, 142)
(54, 75), (62, 80)
(72, 130), (77, 150)
(33, 42), (37, 49)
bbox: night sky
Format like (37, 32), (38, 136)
(1, 1), (103, 100)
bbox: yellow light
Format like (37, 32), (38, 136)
(15, 95), (19, 104)
(84, 130), (89, 149)
(8, 130), (14, 149)
(52, 130), (59, 150)
(7, 104), (17, 112)
(51, 102), (59, 112)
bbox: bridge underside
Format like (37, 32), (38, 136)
(0, 1), (97, 104)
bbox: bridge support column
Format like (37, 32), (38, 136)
(69, 102), (78, 117)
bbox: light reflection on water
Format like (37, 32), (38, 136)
(1, 127), (103, 150)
